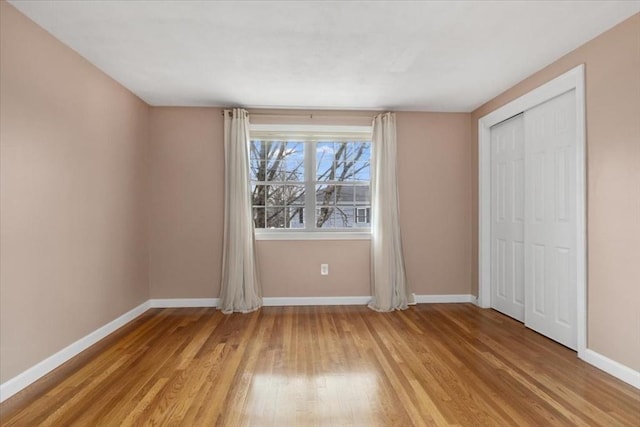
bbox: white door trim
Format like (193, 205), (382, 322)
(478, 64), (587, 357)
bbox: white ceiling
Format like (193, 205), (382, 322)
(9, 1), (640, 112)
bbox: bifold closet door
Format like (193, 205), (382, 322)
(490, 114), (525, 322)
(524, 90), (577, 350)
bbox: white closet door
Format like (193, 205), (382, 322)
(524, 90), (577, 350)
(490, 114), (525, 322)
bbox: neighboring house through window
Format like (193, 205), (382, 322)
(249, 124), (372, 237)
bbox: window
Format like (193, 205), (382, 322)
(249, 125), (371, 237)
(356, 207), (371, 224)
(250, 140), (306, 229)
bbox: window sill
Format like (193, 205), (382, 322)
(255, 231), (371, 241)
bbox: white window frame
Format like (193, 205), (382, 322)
(249, 124), (372, 241)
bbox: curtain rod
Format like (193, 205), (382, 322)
(221, 111), (376, 120)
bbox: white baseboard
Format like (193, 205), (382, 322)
(263, 296), (371, 306)
(0, 300), (150, 403)
(147, 295), (480, 308)
(149, 298), (219, 308)
(413, 294), (477, 304)
(263, 294), (478, 307)
(581, 349), (640, 389)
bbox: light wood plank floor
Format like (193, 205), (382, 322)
(1, 304), (639, 426)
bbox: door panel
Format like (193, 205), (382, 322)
(524, 90), (577, 350)
(513, 241), (524, 305)
(532, 244), (545, 315)
(490, 114), (525, 321)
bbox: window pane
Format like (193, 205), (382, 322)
(316, 142), (335, 161)
(350, 142), (371, 161)
(265, 185), (285, 206)
(250, 160), (266, 181)
(316, 142), (335, 181)
(316, 160), (335, 181)
(264, 141), (285, 181)
(336, 185), (355, 205)
(285, 142), (304, 161)
(333, 206), (354, 228)
(352, 161), (370, 182)
(334, 161), (349, 180)
(355, 185), (370, 204)
(330, 160), (370, 182)
(251, 141), (305, 183)
(264, 161), (284, 182)
(345, 142), (360, 161)
(283, 159), (304, 181)
(286, 207), (305, 228)
(316, 207), (356, 228)
(251, 184), (267, 207)
(316, 207), (335, 228)
(315, 205), (371, 228)
(250, 156), (259, 181)
(266, 207), (286, 229)
(332, 142), (347, 161)
(316, 184), (335, 205)
(286, 185), (305, 206)
(253, 207), (266, 229)
(250, 140), (265, 161)
(265, 141), (284, 160)
(263, 206), (306, 229)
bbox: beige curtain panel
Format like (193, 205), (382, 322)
(369, 112), (410, 312)
(220, 108), (262, 313)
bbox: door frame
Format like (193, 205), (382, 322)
(478, 64), (586, 357)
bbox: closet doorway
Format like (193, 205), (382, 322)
(490, 91), (578, 350)
(479, 65), (586, 354)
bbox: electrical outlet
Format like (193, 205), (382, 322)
(320, 264), (329, 275)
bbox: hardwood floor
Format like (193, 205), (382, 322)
(1, 304), (639, 426)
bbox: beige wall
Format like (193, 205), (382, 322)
(148, 108), (224, 298)
(471, 13), (640, 370)
(0, 2), (150, 382)
(397, 113), (472, 296)
(258, 240), (371, 297)
(148, 109), (472, 299)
